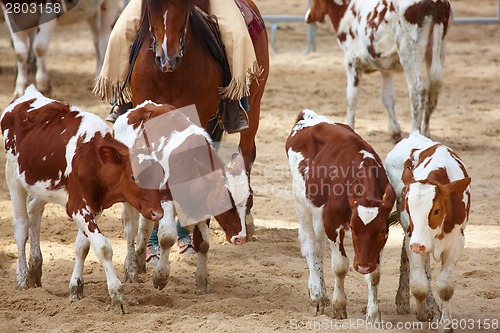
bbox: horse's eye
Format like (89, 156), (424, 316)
(131, 175), (137, 182)
(433, 209), (440, 215)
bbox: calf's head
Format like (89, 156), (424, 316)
(348, 182), (396, 274)
(402, 167), (471, 254)
(98, 134), (164, 221)
(306, 0), (330, 23)
(204, 154), (249, 245)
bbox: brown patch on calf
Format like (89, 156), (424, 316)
(404, 0), (451, 37)
(127, 103), (176, 129)
(286, 115), (395, 272)
(1, 99), (81, 188)
(414, 144), (439, 169)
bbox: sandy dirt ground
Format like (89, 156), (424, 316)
(0, 0), (499, 332)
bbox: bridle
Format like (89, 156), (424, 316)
(147, 3), (191, 67)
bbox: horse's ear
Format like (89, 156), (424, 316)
(306, 0), (329, 23)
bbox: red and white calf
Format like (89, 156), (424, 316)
(113, 101), (250, 292)
(1, 0), (119, 97)
(286, 109), (395, 322)
(306, 0), (452, 140)
(385, 132), (471, 332)
(1, 86), (164, 313)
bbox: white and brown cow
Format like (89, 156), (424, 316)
(113, 101), (250, 292)
(385, 132), (471, 332)
(286, 109), (395, 322)
(1, 0), (119, 97)
(306, 0), (452, 141)
(1, 85), (164, 314)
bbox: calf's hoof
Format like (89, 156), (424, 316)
(69, 278), (84, 302)
(366, 309), (381, 324)
(332, 305), (348, 320)
(111, 297), (129, 314)
(153, 271), (169, 290)
(310, 296), (330, 316)
(391, 131), (403, 143)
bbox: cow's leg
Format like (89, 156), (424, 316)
(422, 35), (446, 138)
(27, 198), (46, 288)
(6, 161), (30, 289)
(345, 61), (361, 130)
(329, 237), (349, 319)
(32, 21), (56, 95)
(87, 0), (119, 75)
(72, 213), (127, 314)
(121, 203), (140, 282)
(397, 21), (429, 133)
(297, 201), (328, 315)
(436, 235), (464, 333)
(194, 220), (211, 294)
(9, 30), (31, 98)
(135, 215), (154, 274)
(406, 233), (434, 322)
(153, 201), (177, 290)
(396, 236), (411, 315)
(381, 72), (402, 142)
(365, 266), (382, 324)
(69, 229), (90, 302)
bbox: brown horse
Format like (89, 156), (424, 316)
(129, 0), (268, 246)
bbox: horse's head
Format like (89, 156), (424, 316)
(146, 0), (191, 72)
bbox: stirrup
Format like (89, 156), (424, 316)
(105, 103), (119, 123)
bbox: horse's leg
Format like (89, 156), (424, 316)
(32, 20), (56, 95)
(153, 201), (177, 290)
(121, 203), (140, 282)
(240, 89), (265, 236)
(192, 220), (210, 294)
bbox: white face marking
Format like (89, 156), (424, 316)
(406, 182), (437, 249)
(357, 205), (379, 225)
(291, 109), (335, 136)
(162, 10), (168, 58)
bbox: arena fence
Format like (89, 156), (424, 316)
(263, 0), (500, 53)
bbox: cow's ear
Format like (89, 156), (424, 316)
(347, 179), (362, 208)
(443, 177), (471, 196)
(306, 0), (328, 23)
(98, 145), (123, 165)
(381, 183), (396, 209)
(402, 167), (415, 187)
